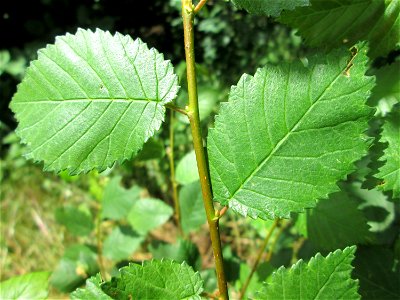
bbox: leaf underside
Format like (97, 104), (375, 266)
(102, 260), (203, 300)
(10, 28), (179, 175)
(208, 45), (374, 219)
(231, 0), (310, 17)
(376, 105), (400, 197)
(258, 246), (360, 299)
(306, 191), (371, 250)
(280, 0), (400, 58)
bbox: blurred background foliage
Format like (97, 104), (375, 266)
(1, 0), (399, 299)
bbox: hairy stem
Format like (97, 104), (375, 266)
(168, 110), (182, 235)
(239, 219), (280, 299)
(182, 1), (228, 299)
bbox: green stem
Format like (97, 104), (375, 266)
(95, 203), (107, 280)
(239, 219), (280, 300)
(182, 1), (228, 299)
(194, 0), (208, 14)
(168, 110), (182, 235)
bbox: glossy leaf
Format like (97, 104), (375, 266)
(179, 181), (206, 234)
(258, 246), (359, 299)
(127, 198), (173, 235)
(208, 45), (374, 219)
(0, 272), (50, 300)
(70, 274), (112, 300)
(101, 176), (140, 220)
(376, 106), (400, 197)
(175, 150), (199, 185)
(102, 260), (203, 300)
(280, 0), (400, 58)
(103, 226), (144, 261)
(10, 28), (179, 174)
(231, 0), (310, 17)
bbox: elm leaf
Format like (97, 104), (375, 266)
(258, 246), (359, 299)
(376, 105), (400, 197)
(127, 198), (173, 235)
(102, 260), (203, 300)
(0, 272), (50, 300)
(231, 0), (310, 17)
(208, 45), (374, 219)
(10, 28), (179, 175)
(280, 0), (400, 58)
(70, 274), (112, 300)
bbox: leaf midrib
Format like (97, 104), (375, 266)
(227, 64), (349, 203)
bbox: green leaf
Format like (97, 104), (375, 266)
(369, 62), (400, 107)
(347, 182), (395, 235)
(280, 0), (400, 58)
(231, 0), (310, 17)
(10, 28), (179, 175)
(134, 138), (165, 161)
(102, 260), (203, 300)
(101, 176), (140, 220)
(149, 239), (202, 271)
(175, 150), (199, 185)
(179, 181), (206, 234)
(353, 246), (400, 299)
(71, 274), (112, 300)
(376, 105), (400, 197)
(208, 45), (374, 219)
(0, 272), (50, 300)
(103, 226), (144, 261)
(177, 86), (221, 124)
(258, 246), (359, 299)
(127, 198), (173, 235)
(50, 245), (98, 292)
(304, 191), (371, 250)
(55, 205), (94, 236)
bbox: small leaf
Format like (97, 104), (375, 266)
(102, 260), (203, 300)
(55, 205), (94, 236)
(304, 191), (371, 250)
(101, 176), (140, 220)
(369, 62), (400, 107)
(376, 105), (400, 197)
(50, 245), (98, 292)
(0, 272), (50, 300)
(208, 45), (374, 219)
(231, 0), (310, 17)
(127, 198), (173, 235)
(353, 246), (400, 299)
(103, 226), (144, 261)
(135, 138), (165, 161)
(258, 246), (359, 299)
(179, 181), (206, 234)
(280, 0), (400, 58)
(149, 239), (202, 271)
(175, 150), (199, 185)
(10, 28), (179, 174)
(71, 274), (112, 300)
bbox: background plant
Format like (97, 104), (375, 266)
(1, 0), (399, 299)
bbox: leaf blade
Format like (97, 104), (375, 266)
(10, 28), (179, 174)
(208, 45), (374, 219)
(258, 246), (359, 299)
(102, 260), (203, 300)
